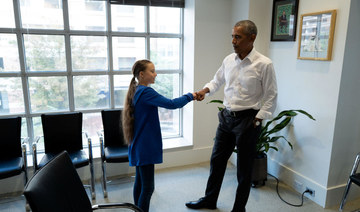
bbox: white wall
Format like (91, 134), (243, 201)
(230, 0), (358, 208)
(248, 0), (352, 208)
(327, 0), (360, 206)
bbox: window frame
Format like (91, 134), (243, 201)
(0, 0), (184, 152)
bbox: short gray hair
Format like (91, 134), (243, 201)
(234, 20), (257, 36)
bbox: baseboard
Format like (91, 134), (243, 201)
(267, 157), (360, 208)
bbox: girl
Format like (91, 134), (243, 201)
(122, 59), (196, 212)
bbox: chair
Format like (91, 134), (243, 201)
(32, 112), (96, 199)
(98, 109), (129, 198)
(24, 151), (142, 212)
(0, 117), (28, 187)
(340, 152), (360, 211)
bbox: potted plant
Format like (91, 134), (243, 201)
(208, 100), (315, 187)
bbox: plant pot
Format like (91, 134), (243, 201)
(251, 153), (267, 187)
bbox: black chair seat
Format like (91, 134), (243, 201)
(24, 151), (142, 212)
(104, 146), (129, 163)
(38, 150), (89, 169)
(0, 157), (24, 179)
(350, 173), (360, 186)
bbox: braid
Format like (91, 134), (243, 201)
(122, 59), (152, 144)
(122, 77), (137, 144)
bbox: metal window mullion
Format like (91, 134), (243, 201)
(63, 0), (75, 112)
(107, 1), (115, 109)
(179, 8), (184, 137)
(13, 0), (34, 142)
(146, 6), (150, 59)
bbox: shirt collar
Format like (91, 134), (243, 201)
(235, 47), (257, 63)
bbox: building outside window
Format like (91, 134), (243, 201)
(0, 0), (184, 153)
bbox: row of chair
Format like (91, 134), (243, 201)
(0, 109), (129, 200)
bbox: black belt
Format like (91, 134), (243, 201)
(224, 109), (258, 118)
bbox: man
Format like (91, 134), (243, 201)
(279, 11), (287, 32)
(186, 20), (277, 212)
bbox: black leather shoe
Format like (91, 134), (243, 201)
(185, 197), (216, 209)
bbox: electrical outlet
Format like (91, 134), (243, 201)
(306, 187), (315, 197)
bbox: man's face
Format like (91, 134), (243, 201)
(231, 26), (255, 58)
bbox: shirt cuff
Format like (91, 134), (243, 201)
(185, 93), (193, 101)
(256, 110), (273, 120)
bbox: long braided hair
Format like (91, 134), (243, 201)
(122, 59), (152, 144)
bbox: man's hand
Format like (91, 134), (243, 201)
(253, 118), (263, 128)
(195, 88), (209, 101)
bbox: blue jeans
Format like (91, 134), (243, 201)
(134, 164), (155, 212)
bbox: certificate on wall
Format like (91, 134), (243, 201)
(297, 10), (337, 61)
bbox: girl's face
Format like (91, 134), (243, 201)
(139, 62), (157, 86)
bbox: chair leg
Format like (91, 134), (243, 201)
(23, 169), (28, 187)
(101, 160), (108, 198)
(89, 160), (96, 200)
(339, 179), (353, 211)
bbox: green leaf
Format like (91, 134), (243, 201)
(269, 146), (279, 151)
(293, 109), (316, 120)
(207, 100), (223, 104)
(266, 117), (292, 135)
(207, 99), (224, 111)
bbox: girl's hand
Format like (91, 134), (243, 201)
(192, 93), (197, 100)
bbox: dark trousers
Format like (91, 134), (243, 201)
(134, 164), (155, 212)
(204, 109), (261, 212)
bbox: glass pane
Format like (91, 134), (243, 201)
(73, 75), (109, 110)
(28, 76), (69, 113)
(20, 0), (63, 29)
(0, 0), (15, 28)
(0, 34), (21, 72)
(150, 38), (180, 70)
(71, 36), (108, 71)
(24, 34), (66, 72)
(21, 118), (28, 139)
(112, 37), (145, 70)
(32, 116), (44, 152)
(111, 5), (145, 32)
(0, 77), (25, 115)
(68, 0), (106, 31)
(150, 7), (180, 33)
(114, 75), (132, 108)
(83, 112), (102, 146)
(151, 74), (180, 137)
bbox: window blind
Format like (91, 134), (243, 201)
(107, 0), (185, 8)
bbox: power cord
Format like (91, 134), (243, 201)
(267, 173), (313, 207)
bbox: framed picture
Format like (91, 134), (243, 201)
(297, 10), (337, 61)
(271, 0), (299, 41)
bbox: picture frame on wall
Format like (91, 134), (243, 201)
(297, 10), (337, 61)
(271, 0), (299, 41)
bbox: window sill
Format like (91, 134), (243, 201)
(26, 137), (193, 167)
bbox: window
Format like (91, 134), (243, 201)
(0, 58), (3, 70)
(0, 0), (184, 152)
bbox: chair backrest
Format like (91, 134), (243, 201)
(41, 112), (83, 153)
(0, 117), (22, 160)
(101, 109), (126, 147)
(24, 151), (92, 212)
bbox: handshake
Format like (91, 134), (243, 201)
(192, 88), (209, 101)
